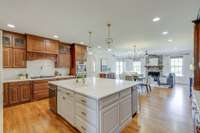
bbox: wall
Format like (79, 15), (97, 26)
(160, 53), (193, 85)
(0, 30), (3, 133)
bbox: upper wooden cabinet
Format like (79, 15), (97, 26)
(3, 32), (12, 47)
(27, 35), (45, 53)
(3, 47), (13, 68)
(193, 20), (200, 90)
(56, 43), (71, 68)
(45, 40), (59, 54)
(75, 44), (87, 62)
(13, 34), (26, 49)
(3, 31), (26, 68)
(13, 49), (26, 68)
(27, 34), (59, 54)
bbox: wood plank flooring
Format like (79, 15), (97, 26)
(4, 85), (192, 133)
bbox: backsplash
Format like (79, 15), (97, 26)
(3, 59), (70, 80)
(27, 59), (55, 77)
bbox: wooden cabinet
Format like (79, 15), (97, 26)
(75, 45), (87, 61)
(27, 34), (59, 55)
(13, 34), (26, 49)
(3, 47), (12, 68)
(27, 35), (45, 53)
(3, 32), (12, 47)
(70, 44), (87, 75)
(193, 20), (200, 89)
(19, 82), (32, 102)
(45, 40), (59, 54)
(3, 31), (26, 68)
(32, 80), (49, 100)
(3, 83), (9, 106)
(56, 43), (71, 68)
(5, 82), (31, 106)
(13, 49), (26, 68)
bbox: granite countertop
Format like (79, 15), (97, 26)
(3, 75), (75, 83)
(49, 78), (140, 100)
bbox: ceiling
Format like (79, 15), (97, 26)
(0, 0), (199, 54)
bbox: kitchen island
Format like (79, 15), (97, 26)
(49, 78), (139, 133)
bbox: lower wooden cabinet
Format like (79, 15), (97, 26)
(4, 81), (31, 106)
(32, 80), (49, 100)
(3, 83), (9, 106)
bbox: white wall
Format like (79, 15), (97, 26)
(0, 30), (3, 133)
(162, 53), (193, 85)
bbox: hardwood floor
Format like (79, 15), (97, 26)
(4, 85), (192, 133)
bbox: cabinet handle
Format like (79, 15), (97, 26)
(81, 112), (87, 116)
(81, 126), (86, 131)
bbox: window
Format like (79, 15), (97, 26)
(116, 61), (123, 74)
(133, 61), (141, 74)
(170, 57), (183, 76)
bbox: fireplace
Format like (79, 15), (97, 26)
(148, 72), (160, 81)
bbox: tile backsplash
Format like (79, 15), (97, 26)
(3, 59), (70, 80)
(27, 59), (55, 77)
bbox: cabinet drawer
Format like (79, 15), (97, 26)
(120, 88), (131, 98)
(75, 94), (97, 110)
(100, 93), (119, 109)
(58, 87), (74, 98)
(75, 116), (96, 133)
(76, 103), (97, 126)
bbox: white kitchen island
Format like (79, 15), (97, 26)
(49, 78), (139, 133)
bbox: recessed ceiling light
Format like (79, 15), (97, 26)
(7, 24), (15, 28)
(168, 39), (173, 42)
(162, 31), (168, 35)
(80, 42), (84, 44)
(108, 48), (112, 52)
(152, 17), (160, 22)
(53, 35), (59, 39)
(97, 46), (101, 48)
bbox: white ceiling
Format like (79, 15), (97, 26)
(0, 0), (199, 54)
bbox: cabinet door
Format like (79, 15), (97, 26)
(132, 88), (138, 115)
(13, 49), (26, 68)
(9, 83), (20, 105)
(100, 102), (119, 133)
(19, 82), (31, 102)
(119, 95), (132, 125)
(33, 80), (49, 100)
(13, 34), (26, 49)
(3, 83), (9, 106)
(3, 32), (13, 47)
(27, 35), (45, 53)
(45, 40), (59, 54)
(3, 47), (12, 68)
(57, 54), (70, 68)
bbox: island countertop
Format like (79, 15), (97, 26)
(49, 78), (140, 99)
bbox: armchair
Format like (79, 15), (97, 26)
(158, 73), (175, 88)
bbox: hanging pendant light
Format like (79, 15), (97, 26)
(87, 31), (93, 55)
(105, 23), (113, 52)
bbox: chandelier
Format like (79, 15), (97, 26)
(105, 23), (113, 51)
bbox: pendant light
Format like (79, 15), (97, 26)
(105, 23), (113, 52)
(87, 31), (93, 55)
